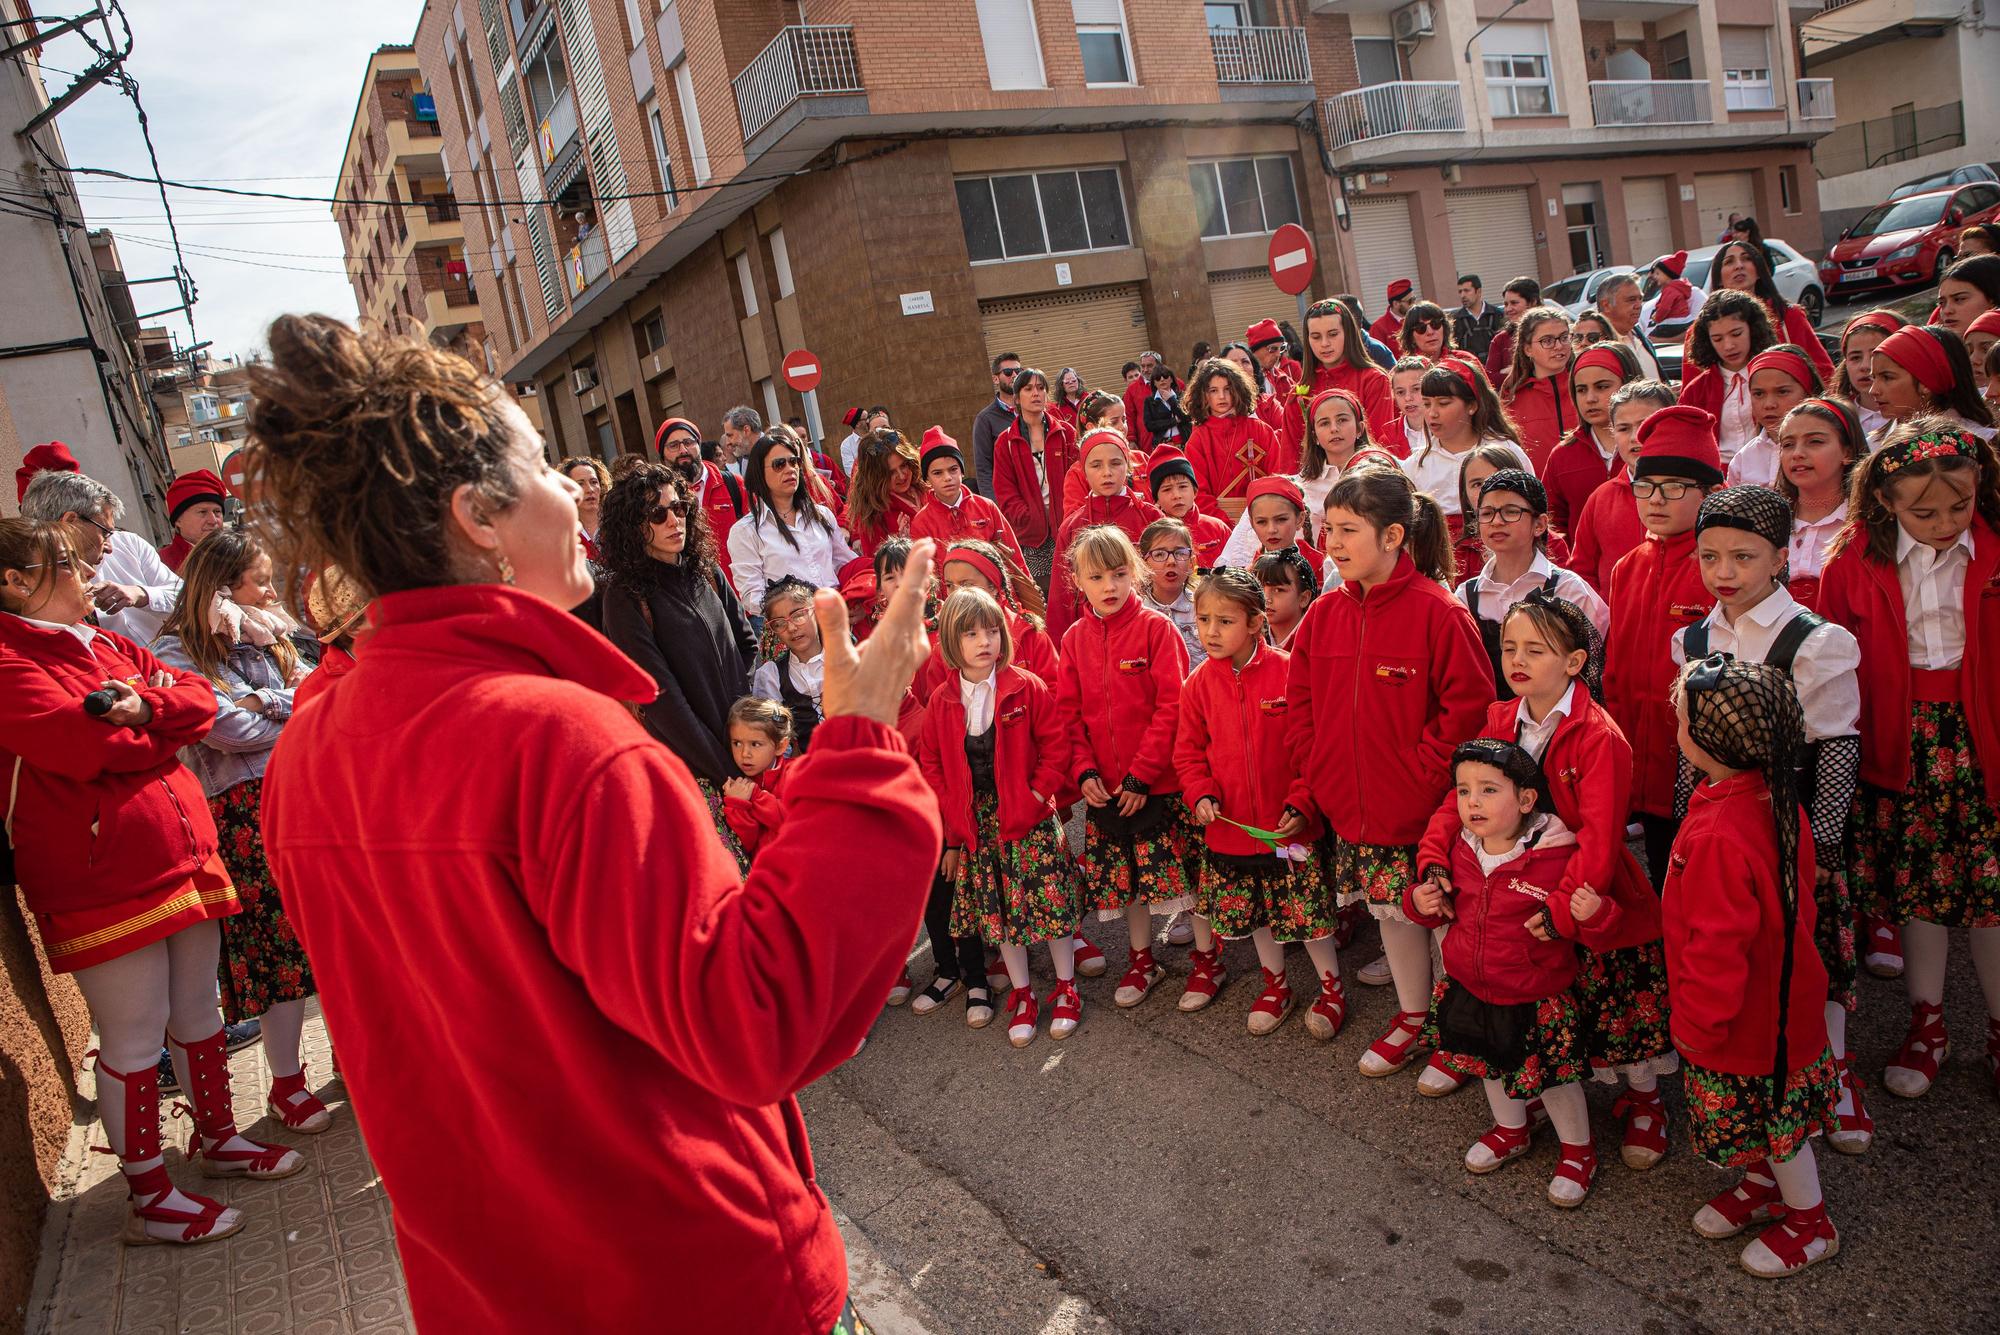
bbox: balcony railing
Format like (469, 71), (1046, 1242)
(1323, 82), (1465, 147)
(734, 25), (862, 143)
(444, 283), (480, 308)
(1588, 79), (1712, 127)
(1797, 78), (1836, 121)
(1812, 100), (1962, 177)
(422, 199), (461, 224)
(1209, 26), (1311, 85)
(565, 228), (609, 299)
(537, 88), (579, 167)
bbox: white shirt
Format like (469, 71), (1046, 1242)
(1724, 431), (1780, 489)
(751, 650), (825, 714)
(11, 612), (97, 647)
(1513, 679), (1578, 762)
(1858, 405), (1889, 443)
(838, 431), (862, 478)
(725, 500), (858, 611)
(1621, 329), (1662, 382)
(1716, 369), (1755, 465)
(1460, 811), (1574, 876)
(91, 528), (182, 644)
(1142, 587), (1201, 674)
(1895, 525), (1973, 669)
(1402, 437), (1534, 516)
(1217, 470), (1340, 569)
(1456, 552), (1610, 640)
(958, 672), (996, 735)
(1788, 503), (1846, 582)
(1671, 585), (1861, 742)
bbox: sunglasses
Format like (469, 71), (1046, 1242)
(768, 455), (802, 471)
(646, 498), (694, 525)
(1411, 318), (1444, 331)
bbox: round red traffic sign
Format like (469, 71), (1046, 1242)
(780, 348), (823, 393)
(220, 448), (251, 501)
(1266, 223), (1316, 297)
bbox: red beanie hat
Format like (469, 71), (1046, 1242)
(919, 426), (961, 474)
(15, 441), (80, 502)
(653, 416), (701, 450)
(166, 469), (226, 522)
(1633, 405), (1724, 487)
(1653, 250), (1688, 280)
(1246, 318), (1284, 350)
(1386, 278), (1413, 301)
(1245, 475), (1305, 511)
(842, 406), (864, 429)
(1146, 444), (1197, 494)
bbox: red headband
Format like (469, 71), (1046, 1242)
(1571, 345), (1627, 380)
(1969, 309), (2000, 340)
(942, 545), (1006, 593)
(1437, 355), (1481, 392)
(1308, 387), (1365, 423)
(1079, 427), (1129, 460)
(1747, 348), (1814, 391)
(1245, 475), (1306, 510)
(1842, 310), (1903, 344)
(1875, 326), (1954, 395)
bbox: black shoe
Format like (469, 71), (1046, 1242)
(965, 986), (995, 1030)
(222, 1018), (262, 1053)
(154, 1047), (179, 1095)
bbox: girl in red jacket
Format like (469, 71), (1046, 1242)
(1668, 657), (1840, 1279)
(1821, 421), (2000, 1104)
(1375, 357), (1429, 460)
(722, 696), (791, 860)
(919, 540), (1059, 696)
(1411, 740), (1600, 1207)
(909, 429), (1028, 572)
(1724, 346), (1823, 489)
(1677, 291), (1778, 467)
(1542, 344), (1640, 538)
(1869, 323), (1999, 440)
(1175, 569), (1342, 1035)
(920, 588), (1084, 1048)
(1049, 431), (1164, 640)
(1145, 447), (1230, 569)
(1835, 310), (1904, 440)
(1285, 297), (1396, 449)
(1185, 357), (1292, 523)
(1055, 525), (1195, 1009)
(0, 519), (299, 1249)
(1282, 467), (1491, 1086)
(1571, 380), (1676, 592)
(1244, 476), (1326, 586)
(1773, 398), (1866, 614)
(1498, 307), (1575, 473)
(1253, 548), (1316, 650)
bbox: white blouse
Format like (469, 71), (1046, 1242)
(1896, 526), (1973, 670)
(725, 500), (857, 611)
(1402, 436), (1534, 516)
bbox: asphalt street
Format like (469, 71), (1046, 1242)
(808, 916), (2000, 1335)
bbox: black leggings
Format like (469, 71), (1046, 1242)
(922, 871), (985, 983)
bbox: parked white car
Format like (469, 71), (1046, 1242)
(1673, 241), (1825, 327)
(1543, 266), (1635, 318)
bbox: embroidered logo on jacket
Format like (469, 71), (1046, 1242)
(1670, 603), (1708, 619)
(1258, 697), (1287, 714)
(1508, 878), (1551, 903)
(1116, 657), (1150, 672)
(1373, 663), (1416, 681)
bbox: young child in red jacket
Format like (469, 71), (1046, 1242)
(1602, 404), (1723, 885)
(918, 540), (1060, 696)
(1243, 476), (1327, 586)
(909, 427), (1028, 573)
(722, 697), (792, 862)
(1820, 420), (2000, 1104)
(1055, 525), (1196, 1009)
(1570, 380), (1675, 592)
(1411, 740), (1601, 1207)
(1254, 548), (1317, 651)
(1185, 356), (1293, 523)
(1049, 430), (1163, 641)
(920, 588), (1085, 1048)
(1667, 657), (1840, 1278)
(1541, 343), (1639, 538)
(1145, 447), (1230, 570)
(1174, 569), (1342, 1036)
(1283, 466), (1492, 1089)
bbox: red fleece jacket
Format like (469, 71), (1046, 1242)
(1048, 493), (1164, 641)
(259, 584), (941, 1335)
(1604, 528), (1710, 816)
(1055, 594), (1189, 789)
(721, 759), (789, 858)
(1186, 414), (1293, 518)
(1502, 370), (1572, 475)
(1663, 771), (1828, 1076)
(1542, 426), (1622, 537)
(1284, 553), (1492, 845)
(0, 617), (218, 915)
(1282, 363), (1397, 449)
(1181, 509), (1233, 568)
(1174, 642), (1323, 856)
(911, 490), (1028, 573)
(992, 413), (1078, 549)
(917, 665), (1069, 851)
(1570, 471), (1646, 593)
(1405, 825), (1582, 1005)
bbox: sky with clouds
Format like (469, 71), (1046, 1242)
(40, 1), (423, 362)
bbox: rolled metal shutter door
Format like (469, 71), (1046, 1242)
(978, 284), (1148, 399)
(1445, 187), (1541, 291)
(1348, 194), (1421, 317)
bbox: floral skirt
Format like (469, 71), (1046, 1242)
(1197, 849), (1336, 941)
(212, 780), (314, 1024)
(1078, 798), (1200, 915)
(951, 792), (1082, 945)
(1847, 702), (2000, 929)
(699, 776), (751, 877)
(1575, 941), (1675, 1075)
(1814, 868), (1859, 1013)
(1422, 978), (1587, 1101)
(1683, 1048), (1840, 1169)
(1330, 838), (1420, 924)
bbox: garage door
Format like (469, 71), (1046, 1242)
(979, 284), (1148, 399)
(1208, 267), (1291, 351)
(1623, 177), (1672, 268)
(1445, 188), (1541, 293)
(1694, 171), (1755, 246)
(1348, 194), (1422, 315)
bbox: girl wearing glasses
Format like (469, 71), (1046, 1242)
(725, 433), (857, 613)
(1138, 517), (1201, 670)
(1453, 470), (1606, 700)
(751, 576), (829, 754)
(1498, 308), (1577, 473)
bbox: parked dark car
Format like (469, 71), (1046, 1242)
(1888, 163), (1998, 202)
(1819, 182), (2000, 297)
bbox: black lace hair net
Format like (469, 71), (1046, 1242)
(1451, 737), (1550, 812)
(1510, 587), (1604, 702)
(1478, 468), (1548, 515)
(1695, 483), (1792, 552)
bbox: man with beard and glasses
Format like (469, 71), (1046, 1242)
(655, 417), (748, 580)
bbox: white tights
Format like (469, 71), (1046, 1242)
(1485, 1080), (1591, 1145)
(1903, 921), (2000, 1017)
(1244, 930), (1340, 984)
(999, 938), (1077, 990)
(1378, 916), (1434, 1016)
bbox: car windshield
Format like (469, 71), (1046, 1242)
(1544, 273), (1591, 304)
(1849, 195), (1950, 237)
(1681, 257), (1712, 289)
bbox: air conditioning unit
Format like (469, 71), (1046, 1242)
(1392, 1), (1435, 41)
(570, 366), (598, 394)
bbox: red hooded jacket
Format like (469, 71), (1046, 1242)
(259, 584), (941, 1335)
(917, 665), (1069, 851)
(1603, 528), (1710, 816)
(693, 461), (747, 578)
(1186, 414), (1293, 519)
(992, 413), (1078, 549)
(1405, 822), (1582, 1005)
(1284, 552), (1492, 845)
(1570, 472), (1646, 593)
(721, 760), (788, 858)
(1542, 426), (1623, 538)
(1175, 642), (1323, 857)
(1055, 595), (1189, 789)
(1502, 370), (1572, 474)
(1663, 771), (1828, 1076)
(1818, 519), (2000, 805)
(0, 618), (219, 915)
(1048, 493), (1165, 641)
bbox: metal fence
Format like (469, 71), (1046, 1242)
(1588, 79), (1712, 127)
(1812, 101), (1964, 178)
(1209, 26), (1311, 84)
(733, 25), (862, 143)
(1322, 81), (1465, 147)
(1796, 78), (1835, 121)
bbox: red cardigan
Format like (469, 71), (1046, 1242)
(259, 584), (942, 1335)
(0, 617), (219, 915)
(1405, 828), (1581, 1005)
(917, 665), (1068, 852)
(693, 462), (745, 578)
(1541, 426), (1621, 537)
(910, 490), (1028, 573)
(1502, 370), (1572, 475)
(1603, 528), (1710, 816)
(721, 761), (788, 858)
(1186, 413), (1292, 518)
(1284, 552), (1492, 845)
(1570, 472), (1646, 593)
(1663, 771), (1828, 1076)
(1174, 642), (1323, 857)
(1054, 594), (1189, 789)
(1283, 363), (1397, 449)
(1048, 492), (1164, 641)
(1818, 519), (2000, 805)
(992, 413), (1077, 549)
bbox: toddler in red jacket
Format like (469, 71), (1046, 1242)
(1667, 656), (1840, 1279)
(919, 588), (1084, 1048)
(1174, 569), (1341, 1036)
(722, 697), (792, 861)
(1411, 740), (1600, 1207)
(1054, 524), (1196, 1009)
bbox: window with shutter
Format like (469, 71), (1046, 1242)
(1072, 0), (1134, 86)
(1719, 28), (1773, 111)
(974, 0), (1047, 91)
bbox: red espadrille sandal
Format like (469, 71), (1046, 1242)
(1006, 986), (1039, 1048)
(1072, 935), (1108, 978)
(1863, 917), (1903, 979)
(1247, 967), (1293, 1036)
(1302, 971), (1347, 1042)
(1693, 1167), (1786, 1239)
(1613, 1086), (1668, 1170)
(1883, 1001), (1949, 1098)
(1547, 1141), (1597, 1208)
(268, 1065), (332, 1134)
(1177, 947), (1226, 1012)
(169, 1030), (303, 1181)
(1359, 1010), (1428, 1077)
(1114, 948), (1164, 1008)
(1828, 1058), (1874, 1155)
(1740, 1202), (1839, 1278)
(1464, 1122), (1531, 1174)
(1047, 979), (1083, 1040)
(122, 1164), (242, 1247)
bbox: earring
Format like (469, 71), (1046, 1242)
(495, 550), (516, 586)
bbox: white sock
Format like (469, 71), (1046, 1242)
(259, 998), (308, 1081)
(1826, 1000), (1856, 1117)
(1623, 1067), (1658, 1094)
(1046, 935), (1076, 983)
(1251, 928), (1285, 976)
(1301, 935), (1340, 983)
(1379, 917), (1433, 1015)
(1483, 1078), (1527, 1129)
(1541, 1083), (1591, 1145)
(1769, 1141), (1823, 1212)
(1904, 919), (1950, 1008)
(1968, 926), (2000, 1020)
(1189, 915), (1215, 952)
(1000, 943), (1031, 991)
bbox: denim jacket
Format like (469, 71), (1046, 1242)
(151, 634), (300, 797)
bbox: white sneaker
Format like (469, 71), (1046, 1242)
(1356, 955), (1393, 987)
(1165, 911), (1195, 946)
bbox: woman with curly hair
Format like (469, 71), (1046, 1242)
(845, 427), (925, 558)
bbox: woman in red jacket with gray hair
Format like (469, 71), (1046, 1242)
(1, 518), (302, 1249)
(244, 314), (943, 1335)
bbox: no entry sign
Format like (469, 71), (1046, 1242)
(220, 448), (251, 500)
(1266, 224), (1316, 297)
(780, 348), (823, 393)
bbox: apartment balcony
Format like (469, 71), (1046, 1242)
(734, 26), (866, 152)
(424, 284), (480, 336)
(1802, 0), (1962, 64)
(564, 229), (609, 300)
(537, 88), (581, 170)
(1589, 79), (1712, 127)
(1797, 78), (1836, 121)
(405, 200), (465, 248)
(1209, 26), (1311, 97)
(1323, 82), (1469, 166)
(386, 118), (445, 171)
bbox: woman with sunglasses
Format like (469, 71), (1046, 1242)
(1571, 309), (1616, 349)
(1710, 239), (1834, 380)
(1398, 301), (1457, 362)
(725, 432), (859, 614)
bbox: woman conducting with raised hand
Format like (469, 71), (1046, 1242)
(246, 315), (946, 1335)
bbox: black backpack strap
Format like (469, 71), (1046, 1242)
(721, 469), (747, 518)
(1768, 609), (1826, 676)
(1541, 570), (1560, 594)
(1459, 576), (1479, 614)
(1682, 619), (1709, 663)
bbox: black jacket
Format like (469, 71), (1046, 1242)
(602, 559), (754, 785)
(1453, 303), (1505, 359)
(1143, 392), (1191, 445)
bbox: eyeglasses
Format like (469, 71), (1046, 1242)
(771, 605), (816, 629)
(1630, 479), (1699, 500)
(1474, 504), (1534, 525)
(1145, 546), (1194, 564)
(1575, 329), (1606, 345)
(1531, 333), (1573, 351)
(23, 556), (78, 573)
(645, 498), (694, 524)
(768, 455), (802, 471)
(78, 515), (114, 537)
